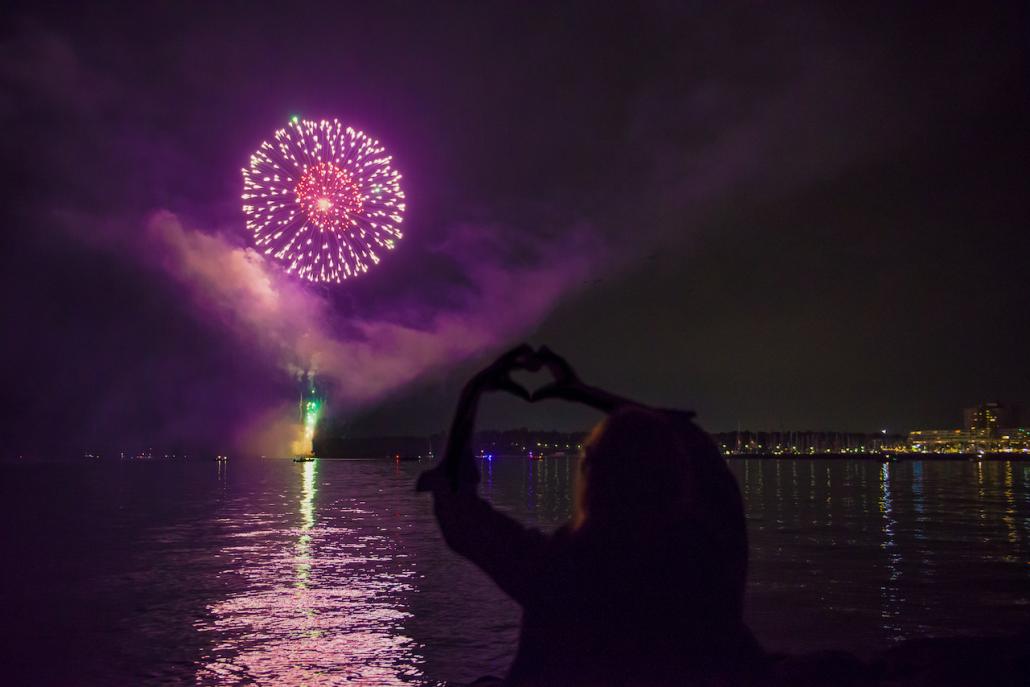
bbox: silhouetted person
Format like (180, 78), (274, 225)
(417, 345), (762, 686)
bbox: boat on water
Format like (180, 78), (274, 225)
(292, 456), (316, 463)
(392, 454), (422, 462)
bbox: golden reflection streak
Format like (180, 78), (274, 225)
(824, 464), (831, 527)
(976, 460), (986, 524)
(878, 462), (902, 637)
(1002, 462), (1017, 545)
(295, 460), (316, 589)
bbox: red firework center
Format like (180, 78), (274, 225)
(295, 161), (365, 231)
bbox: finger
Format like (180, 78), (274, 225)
(516, 349), (542, 372)
(537, 346), (566, 368)
(537, 346), (573, 380)
(499, 378), (532, 401)
(493, 344), (540, 375)
(482, 344), (531, 379)
(531, 383), (568, 401)
(499, 343), (534, 365)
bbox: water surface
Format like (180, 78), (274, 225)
(1, 457), (1027, 685)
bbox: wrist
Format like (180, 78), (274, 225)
(461, 374), (491, 402)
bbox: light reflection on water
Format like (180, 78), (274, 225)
(878, 463), (902, 639)
(195, 460), (425, 686)
(740, 459), (1030, 655)
(1, 457), (1027, 684)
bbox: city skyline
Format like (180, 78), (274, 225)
(13, 399), (1027, 460)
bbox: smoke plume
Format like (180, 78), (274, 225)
(150, 211), (598, 449)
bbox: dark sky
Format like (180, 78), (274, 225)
(1, 2), (1027, 456)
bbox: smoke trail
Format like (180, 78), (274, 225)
(150, 211), (598, 449)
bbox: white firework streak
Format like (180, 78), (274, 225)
(242, 118), (405, 283)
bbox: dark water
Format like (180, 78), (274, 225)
(1, 457), (1027, 685)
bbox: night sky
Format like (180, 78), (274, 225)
(1, 2), (1027, 456)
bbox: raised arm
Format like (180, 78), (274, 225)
(415, 345), (550, 604)
(416, 344), (536, 493)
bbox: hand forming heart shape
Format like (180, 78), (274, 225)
(471, 344), (584, 403)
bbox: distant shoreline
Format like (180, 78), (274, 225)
(721, 452), (1027, 461)
(304, 451), (1028, 462)
(8, 451), (1024, 463)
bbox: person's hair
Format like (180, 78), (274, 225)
(571, 405), (750, 621)
(573, 406), (695, 531)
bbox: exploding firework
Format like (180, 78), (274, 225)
(242, 118), (405, 283)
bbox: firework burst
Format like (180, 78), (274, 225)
(242, 118), (405, 283)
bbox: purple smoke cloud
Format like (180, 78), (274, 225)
(150, 211), (599, 451)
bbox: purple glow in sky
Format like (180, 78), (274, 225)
(0, 3), (1026, 456)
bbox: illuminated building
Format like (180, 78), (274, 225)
(963, 402), (1019, 435)
(908, 403), (1029, 453)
